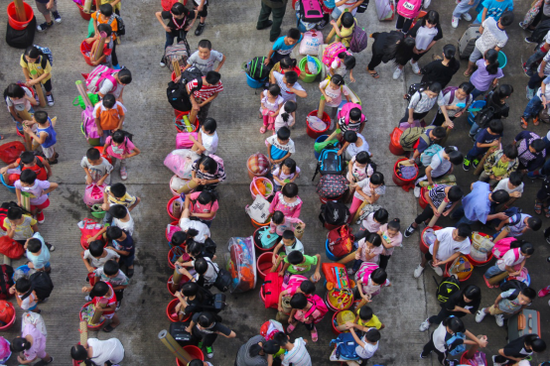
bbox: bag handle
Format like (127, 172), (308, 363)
(73, 96), (81, 106)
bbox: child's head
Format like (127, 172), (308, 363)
(199, 157), (218, 174)
(283, 101), (297, 114)
(287, 250), (304, 265)
(444, 316), (465, 333)
(286, 28), (301, 44)
(89, 240), (106, 257)
(462, 285), (481, 302)
(488, 119), (504, 135)
(10, 337), (32, 353)
(455, 224), (472, 241)
(490, 190), (510, 205)
(281, 158), (297, 175)
(24, 46), (41, 63)
(282, 230), (296, 246)
(102, 93), (116, 109)
(525, 335), (546, 353)
(530, 139), (546, 154)
(494, 84), (514, 101)
(422, 10), (439, 27)
(117, 69), (132, 85)
(366, 233), (382, 247)
(182, 282), (200, 297)
(276, 127), (291, 144)
(274, 332), (290, 347)
(34, 111), (49, 126)
(502, 144), (518, 160)
(198, 191), (216, 205)
(202, 118), (217, 134)
(484, 49), (500, 75)
(90, 281), (110, 298)
(369, 172), (385, 187)
(194, 257), (208, 275)
(112, 130), (126, 144)
(20, 152), (37, 166)
(171, 2), (186, 16)
(283, 71), (298, 86)
(386, 218), (400, 234)
(498, 10), (514, 27)
(349, 107), (362, 122)
(197, 39), (213, 59)
(280, 56), (297, 71)
(342, 55), (356, 70)
(373, 208), (388, 224)
(520, 242), (535, 257)
(70, 344), (89, 363)
(447, 185), (464, 203)
(86, 147), (101, 164)
(272, 211), (285, 225)
(15, 278), (31, 294)
(196, 312), (215, 328)
(108, 204), (127, 219)
(442, 44), (456, 61)
(26, 238), (42, 253)
(508, 171), (523, 187)
(517, 287), (536, 305)
(355, 151), (372, 166)
(170, 231), (187, 247)
(267, 84), (281, 97)
(19, 169), (37, 186)
(103, 260), (120, 277)
(343, 130), (358, 144)
(526, 217), (542, 232)
(186, 241), (203, 257)
(370, 268), (387, 286)
(358, 306), (374, 322)
(5, 83), (26, 99)
(425, 82), (442, 98)
(97, 23), (113, 37)
(282, 182), (298, 198)
(110, 183), (127, 198)
(7, 207), (23, 221)
(99, 3), (113, 17)
(430, 126), (447, 141)
(341, 12), (355, 28)
(298, 280), (315, 295)
(365, 328), (381, 343)
(205, 71), (221, 85)
(457, 82), (474, 98)
(106, 226), (123, 240)
(330, 74), (345, 87)
(445, 147), (463, 165)
(289, 293), (308, 309)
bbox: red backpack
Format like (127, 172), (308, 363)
(327, 225), (354, 258)
(0, 301), (14, 325)
(261, 272), (284, 309)
(0, 142), (25, 164)
(304, 294), (328, 323)
(0, 265), (14, 300)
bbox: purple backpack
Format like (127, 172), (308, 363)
(81, 106), (100, 140)
(349, 21), (369, 53)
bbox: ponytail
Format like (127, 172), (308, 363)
(484, 49), (500, 75)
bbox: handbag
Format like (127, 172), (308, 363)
(72, 94), (100, 110)
(0, 237), (24, 260)
(211, 263), (232, 292)
(176, 132), (199, 149)
(78, 218), (104, 250)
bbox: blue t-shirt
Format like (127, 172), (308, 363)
(112, 231), (135, 257)
(475, 128), (501, 149)
(415, 131), (433, 153)
(272, 35), (303, 56)
(25, 232), (50, 270)
(476, 0), (514, 22)
(463, 181), (492, 223)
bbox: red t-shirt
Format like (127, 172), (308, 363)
(92, 282), (117, 316)
(14, 157), (48, 181)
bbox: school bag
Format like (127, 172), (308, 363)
(349, 22), (369, 53)
(355, 262), (379, 284)
(182, 66), (203, 86)
(114, 14), (126, 36)
(420, 144), (443, 166)
(500, 279), (527, 296)
(299, 0), (324, 23)
(396, 0), (422, 19)
(260, 319), (284, 340)
(23, 271), (53, 301)
(162, 0), (188, 11)
(84, 65), (118, 94)
(312, 149), (343, 180)
(82, 106), (100, 144)
(0, 265), (14, 300)
(435, 276), (460, 304)
(281, 274), (308, 294)
(299, 30), (324, 56)
(166, 69), (203, 112)
(6, 16), (36, 49)
(165, 42), (189, 72)
(458, 25), (481, 59)
(246, 56), (272, 81)
(375, 0), (395, 21)
(0, 236), (24, 260)
(0, 301), (14, 325)
(446, 331), (466, 356)
(327, 225), (354, 258)
(338, 102), (366, 125)
(322, 42), (350, 67)
(492, 237), (519, 259)
(261, 272), (284, 309)
(405, 82), (428, 102)
(399, 126), (434, 151)
(24, 44), (53, 66)
(319, 201), (350, 227)
(330, 332), (360, 361)
(475, 106), (497, 130)
(304, 294), (328, 323)
(316, 174), (348, 199)
(0, 141), (26, 164)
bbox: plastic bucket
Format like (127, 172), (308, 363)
(498, 51), (507, 69)
(314, 135), (329, 159)
(257, 252), (280, 280)
(331, 311), (343, 335)
(175, 346), (204, 365)
(80, 41), (95, 66)
(320, 195), (343, 205)
(468, 100), (486, 126)
(250, 177), (274, 200)
(466, 232), (494, 266)
(166, 220), (181, 243)
(0, 175), (16, 194)
(251, 217), (270, 229)
(389, 128), (405, 156)
(392, 158), (418, 192)
(253, 227), (278, 252)
(168, 245), (186, 269)
(166, 298), (191, 323)
(175, 113), (199, 133)
(167, 275), (190, 297)
(325, 239), (343, 261)
(76, 3), (94, 20)
(298, 57), (322, 83)
(418, 187), (428, 209)
(306, 110), (330, 139)
(444, 257), (473, 282)
(79, 301), (107, 330)
(246, 74), (266, 89)
(420, 226), (442, 254)
(167, 196), (183, 221)
(7, 2), (34, 30)
(0, 303), (16, 331)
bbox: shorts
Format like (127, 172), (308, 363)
(119, 253), (135, 267)
(487, 305), (505, 315)
(103, 311), (115, 320)
(194, 3), (208, 17)
(41, 144), (55, 159)
(42, 79), (52, 93)
(36, 0), (57, 15)
(469, 46), (483, 63)
(31, 198), (50, 212)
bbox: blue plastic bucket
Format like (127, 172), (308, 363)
(467, 100), (486, 126)
(246, 74), (266, 89)
(498, 51), (507, 69)
(325, 239), (342, 262)
(0, 175), (15, 194)
(314, 135), (329, 159)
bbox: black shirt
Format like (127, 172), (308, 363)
(162, 10), (195, 34)
(503, 336), (533, 359)
(421, 60), (460, 88)
(191, 312), (232, 337)
(444, 291), (480, 316)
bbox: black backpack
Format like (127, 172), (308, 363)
(405, 82), (429, 102)
(475, 106), (497, 130)
(499, 279), (527, 300)
(166, 67), (203, 112)
(22, 271), (54, 301)
(247, 57), (271, 81)
(319, 201), (350, 226)
(435, 276), (460, 304)
(0, 265), (14, 300)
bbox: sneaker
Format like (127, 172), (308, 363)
(37, 211), (45, 224)
(419, 318), (430, 332)
(46, 244), (55, 252)
(404, 224), (416, 238)
(431, 264), (443, 277)
(462, 12), (472, 21)
(522, 62), (531, 77)
(525, 37), (537, 44)
(492, 355), (503, 366)
(37, 21), (53, 32)
(472, 159), (479, 170)
(547, 236), (550, 245)
(197, 342), (203, 349)
(205, 346), (214, 359)
(85, 295), (92, 302)
(462, 158), (471, 171)
(413, 264), (424, 278)
(116, 301), (121, 311)
(420, 351), (430, 359)
(160, 57), (166, 67)
(451, 16), (459, 28)
(475, 308), (487, 323)
(46, 94), (54, 107)
(195, 22), (205, 36)
(538, 286), (550, 297)
(410, 61), (421, 75)
(393, 67), (402, 80)
(52, 11), (62, 23)
(495, 314), (505, 327)
(414, 186), (421, 198)
(120, 166), (128, 180)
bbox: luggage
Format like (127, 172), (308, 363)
(247, 56), (272, 81)
(508, 309), (541, 341)
(0, 264), (14, 300)
(319, 201), (350, 228)
(327, 225), (354, 258)
(26, 271), (54, 301)
(260, 319), (284, 340)
(435, 276), (460, 304)
(6, 17), (36, 49)
(0, 142), (26, 164)
(0, 301), (14, 325)
(300, 30), (324, 56)
(458, 25), (481, 59)
(81, 106), (100, 145)
(375, 0), (395, 20)
(164, 42), (189, 72)
(299, 0), (324, 23)
(399, 126), (434, 151)
(349, 23), (369, 53)
(261, 272), (284, 309)
(169, 321), (194, 345)
(316, 174), (348, 199)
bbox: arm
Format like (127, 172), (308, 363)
(116, 114), (125, 131)
(198, 92), (220, 107)
(278, 262), (290, 276)
(80, 251), (95, 273)
(106, 245), (130, 257)
(218, 330), (236, 339)
(436, 251), (460, 266)
(498, 349), (523, 363)
(215, 54), (226, 72)
(274, 152), (291, 164)
(124, 146), (141, 159)
(425, 166), (434, 185)
(480, 7), (488, 24)
(312, 254), (322, 281)
(128, 196), (140, 212)
(349, 327), (366, 348)
(42, 182), (58, 195)
(289, 85), (307, 99)
(265, 50), (275, 65)
(23, 128), (47, 144)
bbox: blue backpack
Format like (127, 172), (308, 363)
(446, 332), (466, 356)
(312, 149), (343, 180)
(330, 333), (360, 361)
(32, 44), (53, 66)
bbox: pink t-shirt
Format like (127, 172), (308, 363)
(189, 191), (219, 221)
(379, 223), (403, 256)
(357, 237), (384, 263)
(104, 136), (136, 160)
(361, 212), (382, 233)
(268, 191), (302, 218)
(22, 323), (47, 361)
(14, 179), (50, 205)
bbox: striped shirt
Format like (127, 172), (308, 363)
(428, 185), (452, 211)
(192, 160), (227, 189)
(409, 91), (438, 114)
(187, 79), (224, 103)
(282, 338), (312, 366)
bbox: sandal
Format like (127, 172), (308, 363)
(260, 126), (267, 134)
(286, 323), (296, 334)
(521, 117), (529, 129)
(103, 324), (116, 332)
(535, 201), (542, 215)
(120, 166), (128, 180)
(311, 327), (318, 342)
(463, 70), (473, 77)
(545, 206), (550, 219)
(367, 69), (379, 79)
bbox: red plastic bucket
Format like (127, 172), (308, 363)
(175, 112), (199, 133)
(466, 232), (494, 266)
(257, 252), (281, 280)
(76, 3), (94, 20)
(253, 227), (278, 252)
(167, 275), (190, 296)
(176, 346), (204, 365)
(79, 301), (107, 330)
(0, 302), (16, 331)
(167, 196), (183, 221)
(168, 245), (186, 269)
(251, 217), (270, 229)
(7, 2), (34, 30)
(392, 158), (418, 192)
(420, 225), (442, 254)
(166, 298), (191, 323)
(80, 41), (95, 66)
(419, 187), (428, 209)
(306, 110), (330, 139)
(331, 311), (342, 335)
(389, 128), (405, 156)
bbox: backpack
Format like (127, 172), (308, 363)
(84, 65), (118, 94)
(0, 301), (14, 325)
(446, 331), (466, 356)
(299, 0), (324, 23)
(492, 237), (518, 259)
(405, 82), (428, 102)
(247, 56), (271, 81)
(322, 42), (349, 67)
(304, 294), (328, 323)
(319, 201), (350, 227)
(82, 106), (100, 141)
(261, 272), (284, 309)
(181, 66), (203, 86)
(312, 149), (343, 180)
(396, 0), (423, 19)
(475, 106), (496, 130)
(355, 262), (379, 284)
(281, 274), (308, 294)
(166, 70), (203, 112)
(499, 279), (527, 300)
(114, 14), (125, 36)
(399, 126), (434, 151)
(338, 102), (365, 125)
(0, 265), (14, 300)
(330, 332), (360, 361)
(458, 25), (481, 59)
(435, 276), (460, 304)
(349, 22), (369, 53)
(22, 44), (53, 66)
(165, 42), (189, 72)
(420, 144), (443, 166)
(0, 141), (26, 164)
(23, 271), (54, 301)
(441, 86), (471, 106)
(327, 225), (354, 258)
(316, 174), (348, 199)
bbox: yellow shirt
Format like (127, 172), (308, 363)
(100, 0), (121, 11)
(7, 215), (37, 241)
(105, 186), (137, 207)
(20, 55), (52, 84)
(357, 311), (382, 330)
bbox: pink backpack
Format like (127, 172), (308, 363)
(281, 275), (307, 295)
(396, 0), (423, 19)
(322, 42), (350, 67)
(355, 262), (379, 284)
(82, 106), (100, 140)
(208, 154), (226, 179)
(337, 102), (365, 125)
(84, 65), (118, 94)
(83, 183), (105, 206)
(176, 132), (198, 149)
(492, 237), (517, 259)
(303, 294), (328, 323)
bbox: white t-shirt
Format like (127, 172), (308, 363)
(266, 135), (296, 154)
(432, 322), (448, 353)
(193, 256), (218, 283)
(415, 26), (438, 51)
(283, 238), (304, 255)
(282, 337), (312, 366)
(330, 58), (350, 77)
(319, 79), (351, 107)
(475, 17), (508, 55)
(5, 86), (33, 112)
(273, 72), (305, 103)
(353, 177), (386, 200)
(99, 78), (123, 99)
(345, 134), (370, 161)
(431, 227), (471, 261)
(83, 248), (120, 268)
(88, 338), (125, 365)
(494, 178), (524, 195)
(497, 248), (524, 271)
(179, 217), (211, 243)
(429, 150), (451, 178)
(536, 76), (550, 100)
(361, 212), (382, 233)
(200, 130), (218, 156)
(274, 105), (295, 132)
(355, 337), (379, 359)
(113, 209), (134, 236)
(187, 50), (224, 74)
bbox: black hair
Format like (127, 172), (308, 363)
(282, 182), (298, 198)
(188, 360), (204, 366)
(24, 46), (41, 59)
(103, 260), (119, 276)
(373, 208), (389, 224)
(102, 93), (116, 109)
(118, 69), (132, 84)
(284, 71), (298, 85)
(112, 130), (126, 144)
(288, 28), (301, 40)
(344, 130), (358, 143)
(359, 306), (374, 320)
(432, 126), (446, 139)
(499, 10), (514, 27)
(456, 224), (472, 239)
(459, 82), (475, 95)
(299, 280), (315, 294)
(273, 332), (289, 346)
(521, 242), (535, 255)
(508, 171), (523, 186)
(387, 218), (401, 231)
(422, 10), (439, 26)
(276, 126), (291, 141)
(287, 250), (304, 265)
(97, 23), (113, 37)
(182, 282), (200, 297)
(194, 258), (208, 275)
(187, 241), (203, 257)
(527, 217), (542, 231)
(427, 82), (442, 95)
(495, 84), (514, 99)
(282, 230), (295, 240)
(349, 107), (362, 122)
(34, 110), (48, 124)
(7, 207), (23, 221)
(70, 344), (94, 366)
(281, 101), (297, 123)
(198, 39), (212, 50)
(197, 312), (215, 327)
(205, 71), (220, 85)
(86, 147), (101, 161)
(502, 144), (518, 159)
(99, 3), (113, 16)
(366, 233), (382, 247)
(488, 119), (504, 134)
(331, 74), (345, 86)
(5, 83), (26, 99)
(11, 338), (31, 353)
(272, 211), (285, 225)
(366, 328), (381, 342)
(484, 49), (500, 75)
(20, 151), (36, 165)
(185, 229), (199, 240)
(20, 169), (37, 184)
(442, 44), (456, 61)
(203, 117), (217, 133)
(170, 231), (187, 247)
(171, 2), (185, 15)
(108, 204), (127, 219)
(531, 139), (546, 153)
(249, 344), (263, 358)
(342, 55), (356, 70)
(267, 83), (281, 96)
(522, 287), (536, 300)
(395, 37), (416, 66)
(444, 316), (465, 333)
(447, 148), (463, 165)
(106, 225), (123, 240)
(27, 238), (41, 253)
(110, 183), (126, 197)
(355, 151), (371, 165)
(341, 12), (354, 28)
(198, 191), (216, 205)
(262, 340), (280, 355)
(15, 278), (31, 293)
(529, 337), (547, 353)
(463, 284), (481, 301)
(370, 172), (385, 186)
(90, 281), (109, 298)
(289, 293), (308, 309)
(370, 268), (387, 285)
(199, 157), (217, 174)
(281, 158), (297, 175)
(491, 190), (510, 205)
(89, 240), (105, 257)
(280, 56), (297, 70)
(448, 186), (463, 203)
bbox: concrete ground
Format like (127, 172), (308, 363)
(0, 0), (549, 365)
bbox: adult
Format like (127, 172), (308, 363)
(97, 68), (132, 103)
(451, 182), (510, 227)
(420, 45), (460, 88)
(11, 319), (53, 366)
(70, 338), (125, 366)
(185, 312), (236, 359)
(366, 31), (415, 80)
(235, 335), (280, 366)
(256, 0), (289, 42)
(273, 332), (312, 366)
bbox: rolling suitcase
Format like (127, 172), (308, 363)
(507, 309), (541, 341)
(458, 25), (480, 59)
(169, 321), (196, 346)
(6, 16), (36, 49)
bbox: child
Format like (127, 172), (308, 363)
(329, 53), (356, 82)
(287, 293), (325, 342)
(185, 39), (226, 74)
(349, 233), (383, 275)
(20, 46), (54, 107)
(265, 28), (302, 66)
(272, 158), (300, 191)
(495, 214), (541, 239)
(367, 32), (416, 80)
(463, 11), (513, 76)
(349, 172), (385, 222)
(1, 151), (51, 183)
(330, 13), (355, 48)
(81, 147), (113, 186)
(495, 171), (524, 210)
(23, 111), (58, 164)
(35, 0), (61, 31)
(185, 312), (236, 358)
(337, 305), (384, 332)
(378, 218), (402, 270)
(479, 144), (518, 187)
(355, 267), (390, 306)
(420, 147), (463, 187)
(6, 207), (38, 243)
(91, 4), (120, 67)
(270, 71), (307, 103)
(265, 127), (295, 167)
(98, 68), (132, 102)
(14, 170), (58, 224)
(269, 183), (302, 218)
(102, 182), (140, 212)
(4, 83), (38, 132)
(179, 208), (211, 244)
(81, 240), (120, 273)
(514, 131), (546, 173)
(484, 242), (534, 281)
(405, 185), (463, 238)
(347, 152), (375, 196)
(281, 251), (322, 284)
(273, 101), (297, 133)
(187, 71), (224, 123)
(463, 119), (503, 172)
(406, 11), (443, 75)
(475, 286), (536, 327)
(470, 49), (504, 100)
(190, 117), (218, 156)
(104, 130), (141, 180)
(191, 155), (226, 191)
(273, 333), (312, 366)
(9, 278), (40, 313)
(85, 24), (115, 67)
(82, 281), (119, 332)
(174, 282), (215, 321)
(339, 131), (370, 161)
(469, 84), (512, 137)
(96, 0), (121, 15)
(475, 0), (514, 24)
(260, 84), (284, 133)
(277, 279), (315, 315)
(106, 226), (135, 277)
(340, 327), (380, 365)
(109, 204), (134, 236)
(156, 2), (197, 66)
(492, 335), (547, 366)
(25, 232), (53, 272)
(431, 82), (474, 127)
(269, 211), (305, 236)
(93, 94), (126, 144)
(357, 208), (388, 241)
(192, 0), (209, 36)
(400, 82), (442, 125)
(522, 73), (550, 129)
(92, 260), (129, 310)
(452, 184), (510, 227)
(269, 56), (301, 80)
(318, 74), (351, 120)
(271, 230), (304, 271)
(535, 175), (550, 217)
(184, 190), (219, 226)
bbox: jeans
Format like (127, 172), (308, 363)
(469, 121), (481, 136)
(452, 0), (481, 18)
(523, 95), (543, 118)
(164, 31), (186, 50)
(528, 72), (545, 89)
(525, 48), (547, 76)
(352, 259), (363, 272)
(471, 88), (486, 100)
(450, 206), (477, 226)
(484, 264), (504, 278)
(465, 146), (487, 161)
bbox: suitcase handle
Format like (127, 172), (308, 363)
(527, 314), (532, 332)
(518, 313), (526, 330)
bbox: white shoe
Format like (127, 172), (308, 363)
(432, 264), (443, 277)
(393, 67), (403, 80)
(462, 12), (472, 21)
(414, 186), (421, 198)
(413, 264), (424, 278)
(475, 308), (487, 323)
(411, 61), (421, 75)
(495, 313), (505, 327)
(451, 16), (459, 28)
(84, 295), (92, 302)
(492, 355), (504, 366)
(419, 318), (430, 332)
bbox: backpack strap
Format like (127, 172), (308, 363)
(419, 126), (435, 145)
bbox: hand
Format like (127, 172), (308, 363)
(540, 70), (545, 78)
(25, 79), (37, 87)
(8, 287), (15, 295)
(192, 104), (200, 111)
(278, 304), (283, 312)
(455, 111), (463, 118)
(47, 0), (54, 9)
(432, 259), (440, 267)
(272, 254), (278, 265)
(164, 26), (171, 32)
(85, 176), (92, 185)
(27, 262), (34, 269)
(264, 58), (270, 66)
(511, 191), (521, 198)
(344, 321), (355, 329)
(349, 75), (356, 83)
(105, 246), (115, 251)
(185, 326), (192, 333)
(22, 125), (31, 134)
(407, 117), (414, 124)
(102, 202), (109, 211)
(0, 167), (7, 174)
(442, 209), (451, 217)
(82, 286), (90, 293)
(325, 96), (333, 103)
(17, 356), (25, 364)
(355, 252), (360, 260)
(192, 177), (201, 184)
(409, 158), (415, 163)
(443, 120), (454, 129)
(278, 270), (284, 277)
(97, 128), (103, 136)
(87, 236), (96, 244)
(330, 19), (336, 25)
(478, 338), (488, 348)
(312, 272), (321, 282)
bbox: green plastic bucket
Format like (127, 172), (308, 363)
(298, 57), (322, 83)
